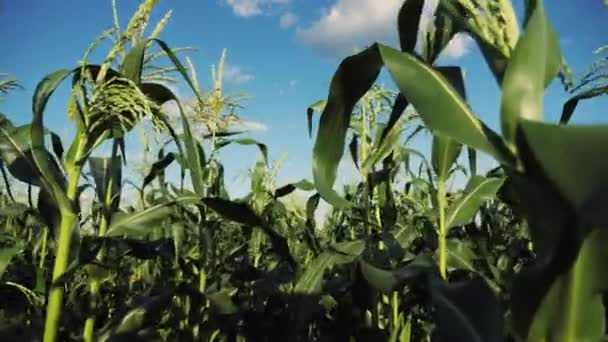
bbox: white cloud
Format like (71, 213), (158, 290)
(298, 0), (473, 59)
(280, 12), (298, 28)
(223, 63), (255, 84)
(231, 120), (269, 132)
(288, 79), (298, 87)
(225, 0), (290, 17)
(439, 33), (474, 59)
(297, 0), (402, 56)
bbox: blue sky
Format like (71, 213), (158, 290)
(1, 0), (607, 199)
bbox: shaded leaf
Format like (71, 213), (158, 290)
(446, 176), (505, 229)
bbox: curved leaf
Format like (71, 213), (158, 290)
(500, 0), (561, 146)
(446, 175), (505, 229)
(218, 138), (269, 165)
(527, 229), (608, 341)
(143, 152), (175, 188)
(430, 275), (504, 342)
(106, 196), (200, 237)
(294, 240), (365, 294)
(378, 44), (509, 163)
(518, 120), (608, 215)
(306, 99), (326, 138)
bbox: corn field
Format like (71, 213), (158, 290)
(1, 0), (608, 341)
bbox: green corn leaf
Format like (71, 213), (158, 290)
(467, 147), (477, 175)
(312, 47), (383, 208)
(526, 229), (608, 342)
(362, 117), (405, 172)
(202, 197), (263, 227)
(106, 196), (199, 237)
(0, 246), (19, 280)
(31, 69), (72, 203)
(274, 179), (314, 198)
(294, 240), (365, 294)
(445, 238), (476, 272)
(379, 44), (509, 162)
(397, 0), (424, 52)
(106, 206), (173, 238)
(140, 82), (203, 194)
(430, 66), (467, 181)
(429, 275), (504, 342)
(306, 99), (326, 138)
(446, 175), (505, 229)
(217, 138), (269, 165)
(49, 132), (64, 163)
(89, 156), (122, 211)
(202, 197), (296, 266)
(500, 0), (561, 146)
(518, 120), (608, 214)
(559, 85), (608, 124)
(359, 260), (401, 294)
(359, 254), (436, 294)
(143, 152), (175, 188)
(305, 193), (321, 227)
(431, 133), (462, 181)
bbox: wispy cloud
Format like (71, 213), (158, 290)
(288, 79), (298, 87)
(280, 12), (298, 29)
(231, 119), (269, 132)
(224, 63), (255, 84)
(225, 0), (291, 17)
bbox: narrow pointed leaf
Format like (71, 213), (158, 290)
(143, 152), (175, 188)
(446, 176), (504, 229)
(294, 240), (365, 294)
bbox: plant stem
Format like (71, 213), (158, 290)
(43, 163), (82, 342)
(437, 178), (448, 279)
(84, 140), (118, 342)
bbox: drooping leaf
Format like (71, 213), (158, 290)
(217, 138), (269, 165)
(0, 246), (19, 280)
(143, 152), (175, 188)
(31, 69), (73, 207)
(49, 132), (64, 163)
(294, 240), (365, 294)
(446, 176), (505, 229)
(312, 47), (383, 208)
(106, 196), (199, 237)
(307, 99), (326, 138)
(274, 179), (315, 198)
(560, 85), (608, 124)
(202, 197), (263, 226)
(349, 134), (360, 170)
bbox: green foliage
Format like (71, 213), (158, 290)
(0, 0), (606, 341)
